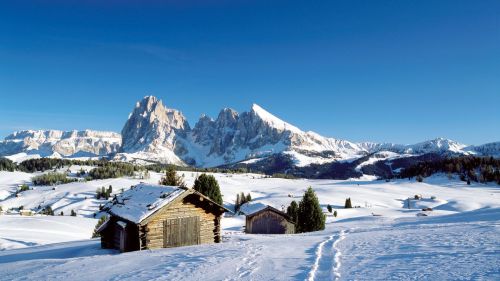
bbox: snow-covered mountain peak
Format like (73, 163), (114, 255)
(3, 95), (498, 169)
(0, 129), (121, 161)
(137, 95), (160, 110)
(216, 108), (239, 127)
(119, 96), (190, 164)
(408, 138), (467, 154)
(250, 104), (302, 133)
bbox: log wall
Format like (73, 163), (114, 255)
(142, 198), (219, 250)
(246, 210), (295, 234)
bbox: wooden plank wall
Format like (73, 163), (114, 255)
(246, 210), (294, 234)
(143, 199), (217, 250)
(163, 216), (200, 248)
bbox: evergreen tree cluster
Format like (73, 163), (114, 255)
(288, 187), (325, 233)
(31, 172), (77, 186)
(159, 166), (186, 187)
(96, 185), (113, 200)
(76, 168), (87, 177)
(193, 173), (223, 205)
(146, 163), (249, 174)
(160, 169), (225, 207)
(17, 158), (103, 173)
(18, 158), (71, 172)
(0, 157), (16, 171)
(1, 157), (250, 178)
(40, 206), (54, 216)
(400, 156), (500, 184)
(18, 184), (30, 192)
(88, 162), (139, 180)
(234, 192), (252, 212)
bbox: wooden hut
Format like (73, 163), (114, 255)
(19, 209), (34, 216)
(98, 183), (229, 252)
(245, 205), (295, 234)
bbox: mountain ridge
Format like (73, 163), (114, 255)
(1, 96), (498, 173)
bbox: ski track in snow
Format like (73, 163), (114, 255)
(332, 230), (346, 280)
(307, 230), (347, 281)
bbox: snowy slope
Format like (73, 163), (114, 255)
(0, 216), (96, 250)
(0, 208), (498, 280)
(0, 170), (499, 280)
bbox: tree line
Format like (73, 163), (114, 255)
(399, 156), (500, 184)
(31, 172), (78, 186)
(0, 157), (250, 176)
(88, 162), (140, 180)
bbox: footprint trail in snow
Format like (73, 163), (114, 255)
(307, 230), (347, 281)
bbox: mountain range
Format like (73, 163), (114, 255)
(1, 96), (498, 178)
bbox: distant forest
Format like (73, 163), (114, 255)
(0, 157), (250, 178)
(0, 155), (498, 184)
(399, 156), (500, 184)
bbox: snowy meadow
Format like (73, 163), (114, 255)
(0, 170), (499, 280)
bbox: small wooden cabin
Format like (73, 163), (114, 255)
(98, 183), (229, 252)
(19, 210), (34, 216)
(245, 205), (295, 234)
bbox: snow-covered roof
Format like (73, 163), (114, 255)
(105, 183), (187, 224)
(239, 202), (268, 215)
(240, 202), (291, 220)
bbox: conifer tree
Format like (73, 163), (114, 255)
(159, 166), (186, 187)
(193, 174), (223, 205)
(286, 200), (299, 224)
(327, 204), (332, 213)
(235, 193), (240, 212)
(297, 187), (325, 233)
(101, 186), (107, 199)
(345, 198), (353, 208)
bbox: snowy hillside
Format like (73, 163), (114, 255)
(0, 170), (499, 280)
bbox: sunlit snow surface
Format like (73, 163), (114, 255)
(0, 171), (499, 280)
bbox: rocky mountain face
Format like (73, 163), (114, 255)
(1, 95), (498, 178)
(117, 97), (370, 167)
(117, 96), (190, 165)
(0, 130), (121, 161)
(117, 96), (499, 168)
(465, 142), (500, 157)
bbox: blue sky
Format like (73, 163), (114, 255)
(1, 0), (499, 144)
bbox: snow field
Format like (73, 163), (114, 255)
(0, 171), (499, 280)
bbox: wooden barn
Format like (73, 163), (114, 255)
(245, 205), (295, 234)
(98, 183), (229, 252)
